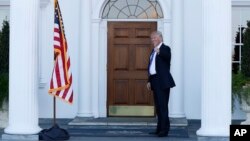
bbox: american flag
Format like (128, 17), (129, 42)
(48, 0), (73, 104)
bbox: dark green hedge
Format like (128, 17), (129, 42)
(0, 20), (9, 108)
(0, 73), (8, 108)
(0, 20), (9, 73)
(242, 21), (250, 77)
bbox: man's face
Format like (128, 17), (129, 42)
(151, 34), (161, 47)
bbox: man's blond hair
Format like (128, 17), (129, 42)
(151, 31), (163, 42)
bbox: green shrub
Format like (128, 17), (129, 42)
(0, 20), (9, 73)
(0, 73), (8, 109)
(0, 20), (9, 109)
(242, 21), (250, 77)
(232, 21), (250, 108)
(232, 72), (248, 94)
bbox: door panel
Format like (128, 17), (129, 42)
(108, 22), (157, 116)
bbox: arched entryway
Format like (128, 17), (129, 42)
(78, 0), (185, 118)
(101, 0), (165, 117)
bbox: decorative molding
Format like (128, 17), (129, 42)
(40, 0), (50, 7)
(102, 19), (159, 22)
(92, 18), (101, 23)
(0, 0), (9, 6)
(232, 0), (250, 7)
(163, 19), (172, 23)
(39, 82), (47, 88)
(0, 0), (50, 7)
(1, 0), (249, 8)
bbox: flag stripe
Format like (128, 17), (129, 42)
(58, 55), (66, 86)
(52, 68), (58, 88)
(54, 41), (61, 47)
(55, 62), (62, 87)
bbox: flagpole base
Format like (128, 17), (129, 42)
(39, 124), (70, 140)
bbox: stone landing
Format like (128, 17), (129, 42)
(69, 117), (188, 126)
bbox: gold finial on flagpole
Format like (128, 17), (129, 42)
(54, 0), (58, 8)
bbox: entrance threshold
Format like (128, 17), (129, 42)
(68, 117), (188, 127)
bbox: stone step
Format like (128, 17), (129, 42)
(67, 126), (188, 137)
(37, 117), (189, 137)
(68, 117), (188, 127)
(66, 117), (189, 137)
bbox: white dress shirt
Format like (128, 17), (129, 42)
(149, 42), (162, 75)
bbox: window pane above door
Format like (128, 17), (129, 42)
(102, 0), (163, 19)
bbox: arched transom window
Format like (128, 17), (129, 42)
(102, 0), (163, 19)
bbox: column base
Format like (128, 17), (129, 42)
(2, 134), (38, 141)
(77, 112), (93, 117)
(169, 113), (186, 118)
(196, 127), (229, 137)
(4, 125), (41, 135)
(197, 136), (229, 141)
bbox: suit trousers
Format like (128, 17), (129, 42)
(150, 74), (170, 133)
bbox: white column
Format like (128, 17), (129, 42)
(4, 0), (41, 134)
(38, 1), (50, 88)
(161, 20), (171, 46)
(98, 21), (108, 117)
(196, 0), (231, 136)
(91, 19), (101, 118)
(77, 0), (93, 117)
(169, 0), (185, 118)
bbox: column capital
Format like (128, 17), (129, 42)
(0, 0), (9, 5)
(163, 19), (172, 23)
(232, 0), (250, 7)
(0, 0), (50, 7)
(92, 18), (101, 23)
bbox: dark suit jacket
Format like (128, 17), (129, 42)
(148, 43), (176, 89)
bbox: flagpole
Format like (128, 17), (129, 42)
(38, 0), (71, 139)
(53, 96), (56, 126)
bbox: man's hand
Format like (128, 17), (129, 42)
(154, 47), (160, 54)
(147, 82), (151, 91)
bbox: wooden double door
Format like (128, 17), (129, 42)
(107, 22), (157, 116)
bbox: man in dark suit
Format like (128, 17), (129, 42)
(147, 31), (176, 137)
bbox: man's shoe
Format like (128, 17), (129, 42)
(158, 131), (168, 137)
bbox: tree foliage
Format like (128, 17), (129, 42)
(0, 20), (9, 108)
(0, 20), (9, 73)
(242, 21), (250, 77)
(232, 21), (250, 107)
